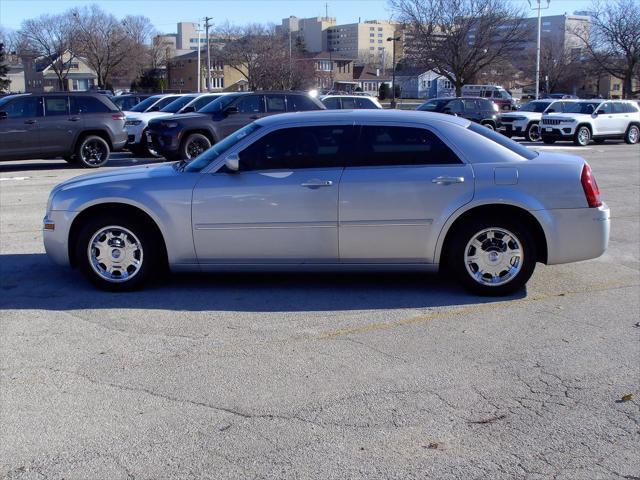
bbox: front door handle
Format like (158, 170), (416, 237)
(68, 116), (81, 122)
(301, 180), (333, 188)
(24, 119), (37, 124)
(432, 176), (465, 185)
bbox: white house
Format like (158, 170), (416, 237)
(418, 70), (455, 99)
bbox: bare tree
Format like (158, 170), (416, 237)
(390, 0), (529, 96)
(574, 0), (640, 98)
(71, 5), (154, 88)
(19, 13), (77, 91)
(520, 37), (583, 94)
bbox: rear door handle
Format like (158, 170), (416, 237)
(301, 180), (333, 188)
(24, 119), (37, 124)
(432, 176), (465, 185)
(68, 117), (81, 122)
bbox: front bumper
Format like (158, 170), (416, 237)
(43, 210), (79, 267)
(542, 204), (610, 265)
(540, 124), (576, 139)
(147, 128), (182, 156)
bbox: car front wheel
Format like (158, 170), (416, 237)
(76, 216), (159, 291)
(525, 123), (541, 142)
(76, 135), (110, 168)
(449, 218), (537, 296)
(181, 133), (211, 160)
(574, 126), (591, 146)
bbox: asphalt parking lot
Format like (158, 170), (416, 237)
(1, 141), (639, 479)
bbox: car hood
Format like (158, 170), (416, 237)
(501, 111), (540, 119)
(131, 111), (174, 121)
(51, 163), (178, 196)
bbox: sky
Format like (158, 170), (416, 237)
(1, 0), (594, 33)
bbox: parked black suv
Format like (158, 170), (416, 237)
(147, 91), (325, 160)
(417, 97), (501, 130)
(0, 92), (127, 167)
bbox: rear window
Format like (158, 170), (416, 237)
(287, 95), (322, 111)
(70, 96), (112, 114)
(468, 123), (537, 160)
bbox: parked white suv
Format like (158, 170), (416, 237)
(499, 99), (578, 142)
(540, 100), (640, 146)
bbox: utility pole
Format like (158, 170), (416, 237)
(196, 24), (201, 92)
(529, 0), (550, 100)
(204, 17), (213, 91)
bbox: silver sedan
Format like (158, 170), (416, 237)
(43, 110), (610, 295)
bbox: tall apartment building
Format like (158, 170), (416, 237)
(277, 16), (336, 52)
(327, 20), (399, 67)
(519, 14), (589, 53)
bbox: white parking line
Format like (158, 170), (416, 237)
(0, 176), (30, 181)
(530, 146), (592, 150)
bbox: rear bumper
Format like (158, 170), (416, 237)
(112, 130), (128, 151)
(542, 204), (610, 265)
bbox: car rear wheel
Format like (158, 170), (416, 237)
(624, 124), (640, 144)
(76, 135), (110, 168)
(181, 133), (211, 160)
(76, 216), (159, 291)
(525, 123), (541, 142)
(449, 218), (537, 296)
(573, 126), (591, 146)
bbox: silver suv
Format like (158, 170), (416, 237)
(540, 100), (640, 146)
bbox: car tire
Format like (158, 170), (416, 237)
(75, 135), (110, 168)
(481, 121), (495, 131)
(525, 122), (541, 142)
(573, 126), (591, 146)
(624, 124), (640, 144)
(542, 137), (555, 144)
(76, 215), (159, 291)
(181, 133), (211, 160)
(448, 217), (537, 296)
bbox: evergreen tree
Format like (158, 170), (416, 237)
(0, 43), (11, 92)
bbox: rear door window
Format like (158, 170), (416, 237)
(341, 97), (357, 109)
(463, 99), (477, 113)
(238, 125), (355, 171)
(612, 103), (625, 114)
(355, 98), (376, 109)
(353, 125), (462, 167)
(44, 96), (69, 116)
(70, 96), (111, 114)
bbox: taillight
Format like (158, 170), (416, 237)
(112, 113), (125, 121)
(581, 163), (602, 208)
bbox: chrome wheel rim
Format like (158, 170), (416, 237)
(464, 228), (523, 287)
(88, 226), (143, 283)
(528, 124), (541, 142)
(577, 127), (590, 145)
(186, 138), (209, 159)
(484, 123), (495, 130)
(629, 126), (639, 144)
(81, 139), (108, 165)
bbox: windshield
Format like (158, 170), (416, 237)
(417, 99), (450, 112)
(468, 123), (537, 160)
(518, 101), (550, 113)
(160, 95), (198, 113)
(564, 102), (600, 114)
(183, 123), (262, 172)
(199, 94), (241, 113)
(129, 95), (162, 112)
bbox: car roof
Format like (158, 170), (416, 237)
(321, 95), (377, 99)
(255, 109), (471, 128)
(427, 96), (491, 101)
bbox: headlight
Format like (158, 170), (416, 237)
(506, 116), (526, 121)
(125, 120), (142, 126)
(492, 103), (500, 112)
(561, 119), (576, 123)
(159, 121), (179, 129)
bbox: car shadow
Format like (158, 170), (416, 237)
(0, 155), (165, 173)
(0, 253), (525, 312)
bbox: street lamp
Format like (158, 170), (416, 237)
(528, 0), (550, 100)
(386, 36), (401, 108)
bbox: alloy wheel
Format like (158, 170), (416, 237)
(88, 226), (144, 283)
(464, 227), (523, 287)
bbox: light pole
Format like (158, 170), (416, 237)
(529, 0), (550, 100)
(196, 24), (202, 92)
(387, 36), (401, 108)
(204, 17), (212, 91)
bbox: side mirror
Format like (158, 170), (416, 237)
(223, 106), (239, 116)
(0, 111), (7, 120)
(546, 108), (555, 113)
(182, 106), (196, 113)
(224, 153), (239, 172)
